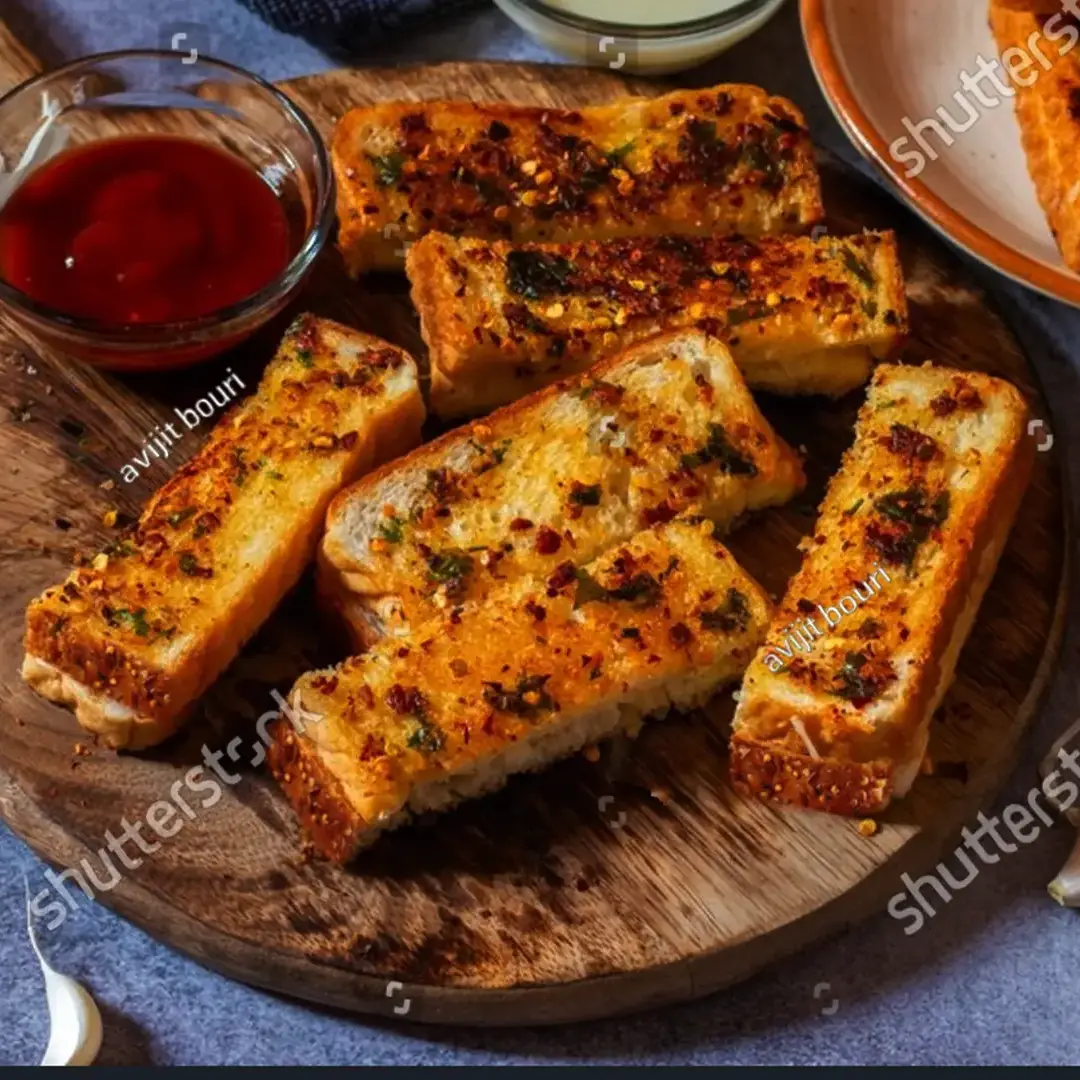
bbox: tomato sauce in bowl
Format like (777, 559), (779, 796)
(0, 135), (292, 327)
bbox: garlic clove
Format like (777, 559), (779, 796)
(25, 881), (103, 1066)
(1049, 828), (1080, 908)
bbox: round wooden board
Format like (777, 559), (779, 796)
(0, 49), (1069, 1026)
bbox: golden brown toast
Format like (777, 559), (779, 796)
(22, 316), (424, 749)
(408, 230), (908, 417)
(333, 84), (823, 274)
(318, 329), (805, 650)
(990, 3), (1080, 271)
(271, 517), (772, 861)
(730, 362), (1034, 815)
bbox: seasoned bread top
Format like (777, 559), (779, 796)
(321, 330), (805, 639)
(24, 316), (420, 726)
(408, 229), (907, 388)
(732, 362), (1032, 770)
(989, 3), (1080, 271)
(283, 518), (773, 846)
(333, 85), (823, 273)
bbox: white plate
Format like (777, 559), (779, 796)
(801, 0), (1080, 306)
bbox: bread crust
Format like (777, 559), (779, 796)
(333, 85), (823, 274)
(730, 362), (1034, 814)
(319, 329), (805, 648)
(408, 230), (908, 417)
(23, 317), (424, 749)
(990, 2), (1080, 271)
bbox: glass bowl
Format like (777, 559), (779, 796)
(493, 0), (788, 74)
(0, 51), (333, 372)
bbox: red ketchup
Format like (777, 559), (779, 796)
(0, 135), (291, 326)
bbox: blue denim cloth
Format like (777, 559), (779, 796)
(234, 0), (487, 51)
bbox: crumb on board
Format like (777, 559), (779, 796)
(582, 745), (600, 763)
(650, 786), (672, 805)
(857, 818), (878, 838)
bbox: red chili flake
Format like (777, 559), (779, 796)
(510, 517), (534, 531)
(640, 501), (677, 527)
(546, 561), (577, 594)
(400, 112), (430, 134)
(883, 423), (937, 463)
(386, 682), (423, 717)
(929, 393), (957, 417)
(954, 384), (983, 410)
(340, 431), (359, 451)
(535, 527), (562, 555)
(669, 622), (692, 647)
(524, 600), (547, 621)
(310, 674), (339, 695)
(359, 734), (386, 761)
(358, 685), (375, 709)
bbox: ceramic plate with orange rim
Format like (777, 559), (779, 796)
(801, 0), (1080, 307)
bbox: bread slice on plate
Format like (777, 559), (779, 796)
(989, 2), (1080, 271)
(333, 84), (823, 274)
(730, 362), (1034, 815)
(22, 316), (424, 750)
(272, 517), (772, 861)
(409, 230), (908, 418)
(318, 328), (805, 650)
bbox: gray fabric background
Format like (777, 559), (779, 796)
(3, 0), (1080, 1066)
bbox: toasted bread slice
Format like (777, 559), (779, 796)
(333, 85), (823, 275)
(990, 3), (1080, 271)
(22, 317), (425, 749)
(319, 329), (805, 650)
(272, 517), (771, 860)
(409, 230), (907, 417)
(730, 363), (1034, 815)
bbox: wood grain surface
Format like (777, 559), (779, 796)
(0, 33), (1069, 1024)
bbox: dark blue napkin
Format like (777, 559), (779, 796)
(235, 0), (489, 52)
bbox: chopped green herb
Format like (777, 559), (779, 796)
(50, 616), (67, 636)
(843, 498), (864, 517)
(268, 470), (285, 481)
(425, 550), (474, 598)
(377, 516), (404, 544)
(506, 251), (576, 301)
(178, 553), (200, 576)
(831, 651), (887, 705)
(296, 348), (314, 369)
(606, 140), (635, 166)
(862, 299), (879, 320)
(481, 673), (555, 716)
(111, 608), (150, 637)
(700, 588), (751, 633)
(867, 486), (950, 567)
(569, 483), (601, 507)
(166, 507), (196, 528)
(367, 151), (406, 188)
(725, 303), (770, 328)
(842, 249), (876, 289)
(574, 569), (661, 609)
(681, 424), (757, 476)
(407, 718), (444, 753)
